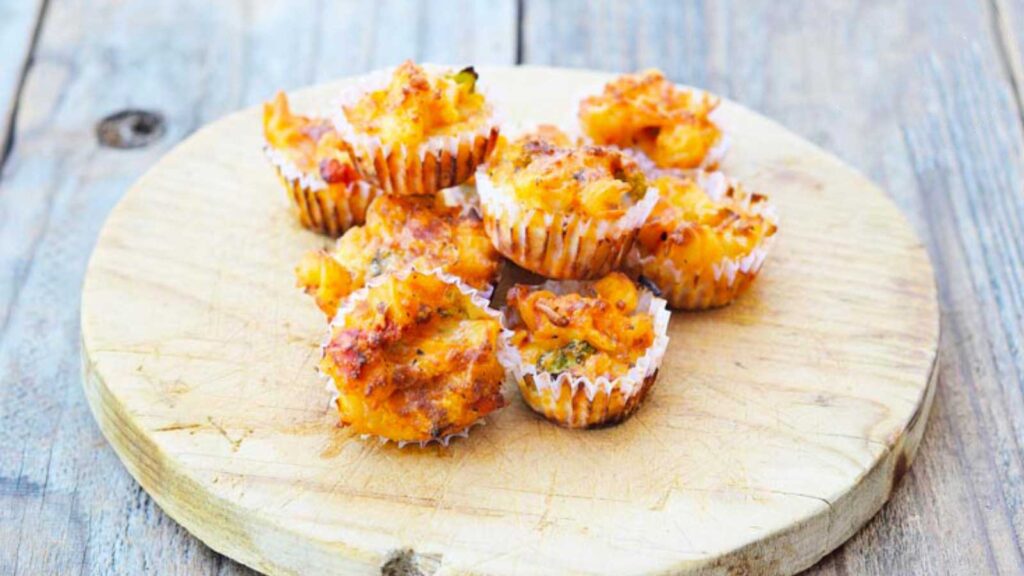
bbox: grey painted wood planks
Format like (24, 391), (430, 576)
(3, 0), (1024, 574)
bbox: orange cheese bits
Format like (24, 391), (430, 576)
(295, 195), (501, 318)
(319, 270), (506, 444)
(342, 61), (491, 149)
(579, 69), (724, 170)
(507, 272), (655, 382)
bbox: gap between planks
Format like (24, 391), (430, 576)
(515, 0), (525, 64)
(989, 0), (1024, 129)
(0, 0), (50, 177)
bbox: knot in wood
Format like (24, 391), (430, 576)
(96, 109), (165, 149)
(381, 548), (442, 576)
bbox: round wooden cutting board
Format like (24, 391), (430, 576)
(81, 66), (939, 576)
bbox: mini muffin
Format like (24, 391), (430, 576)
(633, 171), (778, 309)
(332, 61), (500, 196)
(263, 92), (377, 236)
(578, 69), (727, 170)
(319, 269), (509, 446)
(476, 126), (658, 279)
(504, 272), (670, 428)
(295, 194), (503, 319)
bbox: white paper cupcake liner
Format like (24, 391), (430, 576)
(438, 184), (483, 219)
(356, 420), (487, 449)
(330, 64), (502, 197)
(636, 242), (774, 309)
(263, 143), (326, 192)
(476, 168), (658, 279)
(703, 105), (731, 169)
(318, 266), (513, 448)
(263, 142), (377, 236)
(695, 170), (778, 222)
(634, 172), (779, 310)
(503, 279), (671, 427)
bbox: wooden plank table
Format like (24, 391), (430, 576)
(0, 1), (1021, 574)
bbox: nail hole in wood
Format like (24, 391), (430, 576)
(96, 109), (166, 149)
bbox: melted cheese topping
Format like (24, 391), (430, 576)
(579, 69), (722, 169)
(296, 195), (502, 317)
(637, 174), (777, 266)
(263, 92), (359, 184)
(507, 273), (655, 381)
(485, 126), (648, 219)
(320, 271), (505, 442)
(342, 61), (490, 148)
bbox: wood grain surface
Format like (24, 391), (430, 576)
(0, 0), (45, 166)
(1, 1), (1022, 575)
(80, 67), (937, 575)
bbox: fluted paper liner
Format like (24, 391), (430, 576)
(318, 266), (513, 448)
(330, 65), (501, 197)
(634, 171), (779, 310)
(476, 168), (659, 279)
(263, 143), (377, 237)
(702, 105), (731, 170)
(503, 279), (671, 428)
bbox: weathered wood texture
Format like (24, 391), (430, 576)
(1, 0), (1022, 574)
(0, 0), (45, 167)
(525, 0), (1024, 574)
(0, 1), (513, 575)
(993, 0), (1024, 113)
